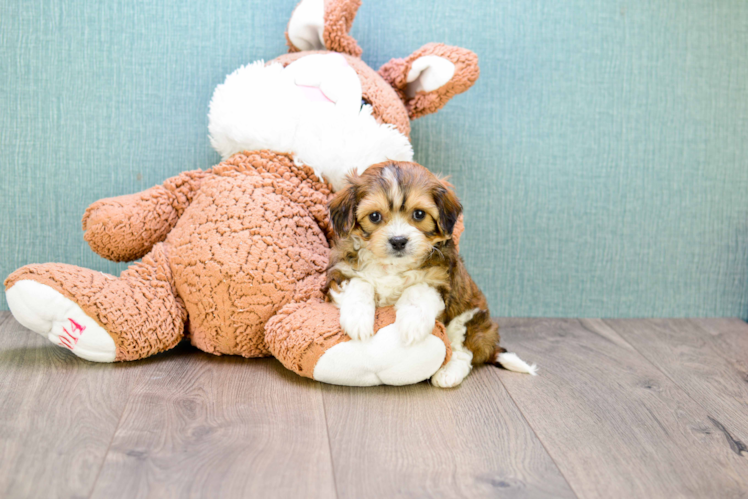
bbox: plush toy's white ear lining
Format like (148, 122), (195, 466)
(405, 55), (456, 98)
(288, 0), (326, 51)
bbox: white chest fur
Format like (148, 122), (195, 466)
(339, 248), (446, 307)
(354, 265), (429, 306)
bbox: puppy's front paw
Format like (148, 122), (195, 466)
(431, 362), (469, 388)
(396, 308), (435, 346)
(339, 302), (375, 341)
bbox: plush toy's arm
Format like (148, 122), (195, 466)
(82, 169), (209, 262)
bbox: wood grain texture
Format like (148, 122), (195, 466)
(3, 312), (748, 498)
(605, 318), (748, 447)
(496, 318), (748, 498)
(690, 318), (748, 369)
(0, 312), (139, 498)
(321, 365), (575, 498)
(90, 346), (336, 498)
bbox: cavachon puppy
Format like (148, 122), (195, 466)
(326, 161), (536, 387)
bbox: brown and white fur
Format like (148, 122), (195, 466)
(326, 161), (536, 387)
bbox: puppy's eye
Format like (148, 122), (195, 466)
(361, 97), (371, 109)
(413, 209), (426, 221)
(368, 212), (382, 223)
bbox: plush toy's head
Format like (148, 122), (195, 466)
(208, 0), (479, 191)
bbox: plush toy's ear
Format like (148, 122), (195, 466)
(286, 0), (363, 57)
(378, 43), (479, 120)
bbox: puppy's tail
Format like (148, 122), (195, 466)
(489, 347), (538, 376)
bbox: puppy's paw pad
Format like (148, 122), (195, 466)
(339, 303), (375, 341)
(396, 309), (434, 346)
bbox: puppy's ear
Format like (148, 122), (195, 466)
(433, 182), (463, 237)
(329, 179), (359, 238)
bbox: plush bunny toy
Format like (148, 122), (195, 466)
(5, 0), (480, 387)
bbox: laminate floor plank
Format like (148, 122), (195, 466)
(5, 311), (748, 498)
(605, 318), (748, 446)
(321, 364), (575, 499)
(0, 311), (141, 498)
(690, 318), (748, 368)
(90, 345), (337, 498)
(496, 318), (748, 498)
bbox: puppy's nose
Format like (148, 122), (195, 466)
(389, 236), (409, 251)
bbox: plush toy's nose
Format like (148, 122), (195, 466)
(283, 53), (361, 113)
(296, 85), (335, 104)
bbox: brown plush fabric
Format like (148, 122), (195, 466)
(271, 51), (412, 137)
(285, 0), (363, 57)
(453, 214), (464, 253)
(7, 151), (332, 361)
(322, 0), (363, 57)
(265, 299), (348, 378)
(265, 302), (452, 379)
(378, 43), (480, 120)
(5, 243), (187, 361)
(164, 151), (334, 358)
(82, 170), (208, 262)
(377, 58), (409, 100)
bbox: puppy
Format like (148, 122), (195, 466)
(326, 161), (536, 387)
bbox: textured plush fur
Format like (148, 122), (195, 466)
(326, 161), (529, 386)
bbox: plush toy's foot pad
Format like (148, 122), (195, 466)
(313, 323), (447, 386)
(6, 280), (116, 362)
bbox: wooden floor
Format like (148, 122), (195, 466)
(1, 312), (747, 498)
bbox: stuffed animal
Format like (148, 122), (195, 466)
(4, 0), (480, 387)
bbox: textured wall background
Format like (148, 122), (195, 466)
(2, 0), (748, 317)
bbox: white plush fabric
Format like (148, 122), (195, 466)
(406, 55), (456, 98)
(313, 323), (447, 386)
(6, 280), (116, 362)
(208, 55), (414, 191)
(287, 0), (325, 51)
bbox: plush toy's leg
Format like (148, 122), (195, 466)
(4, 243), (186, 362)
(265, 301), (452, 386)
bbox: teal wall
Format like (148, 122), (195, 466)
(2, 0), (748, 317)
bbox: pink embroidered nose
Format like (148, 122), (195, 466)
(296, 84), (335, 104)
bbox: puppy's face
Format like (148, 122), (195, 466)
(329, 162), (462, 265)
